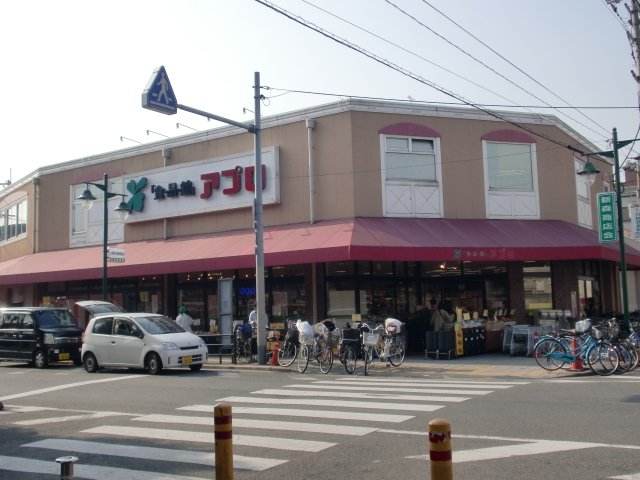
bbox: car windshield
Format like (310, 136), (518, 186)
(35, 310), (78, 328)
(135, 316), (184, 335)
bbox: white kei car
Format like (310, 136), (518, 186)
(81, 313), (208, 374)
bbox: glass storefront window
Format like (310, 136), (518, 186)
(358, 261), (371, 276)
(272, 282), (306, 318)
(272, 265), (304, 277)
(326, 262), (354, 276)
(206, 270), (234, 281)
(178, 288), (205, 330)
(423, 261), (460, 277)
(486, 278), (508, 312)
(371, 281), (395, 316)
(406, 262), (418, 278)
(463, 262), (507, 275)
(327, 279), (356, 316)
(523, 261), (550, 274)
(372, 261), (393, 276)
(178, 272), (204, 283)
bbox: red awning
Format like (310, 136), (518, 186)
(1, 218), (639, 286)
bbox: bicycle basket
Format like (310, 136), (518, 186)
(239, 324), (253, 339)
(313, 323), (328, 336)
(363, 332), (380, 346)
(591, 326), (603, 340)
(342, 328), (361, 341)
(300, 333), (314, 346)
(327, 329), (341, 348)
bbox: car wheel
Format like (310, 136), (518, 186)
(145, 353), (163, 375)
(189, 364), (203, 372)
(33, 350), (48, 369)
(72, 358), (83, 366)
(83, 352), (99, 373)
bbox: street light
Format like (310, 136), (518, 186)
(76, 173), (130, 301)
(576, 128), (640, 328)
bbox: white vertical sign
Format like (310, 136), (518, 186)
(630, 205), (640, 239)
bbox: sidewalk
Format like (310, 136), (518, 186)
(204, 351), (600, 378)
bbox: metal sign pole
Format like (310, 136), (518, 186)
(254, 72), (266, 365)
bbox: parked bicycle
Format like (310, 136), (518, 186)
(533, 323), (619, 375)
(235, 324), (254, 364)
(277, 320), (299, 367)
(297, 322), (334, 374)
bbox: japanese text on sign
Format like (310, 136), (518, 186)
(597, 192), (618, 243)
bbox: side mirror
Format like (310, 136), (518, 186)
(132, 328), (144, 339)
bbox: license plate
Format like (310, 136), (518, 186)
(182, 356), (192, 364)
(59, 353), (70, 360)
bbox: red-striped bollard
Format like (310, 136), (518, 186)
(570, 337), (584, 371)
(429, 418), (453, 480)
(214, 403), (233, 480)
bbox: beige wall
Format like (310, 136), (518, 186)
(0, 184), (33, 263)
(7, 107), (612, 259)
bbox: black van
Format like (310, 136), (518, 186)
(0, 308), (83, 368)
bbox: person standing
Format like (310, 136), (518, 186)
(249, 307), (269, 329)
(176, 306), (194, 333)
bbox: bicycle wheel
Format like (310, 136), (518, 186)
(241, 340), (252, 363)
(587, 342), (619, 376)
(625, 341), (640, 372)
(388, 338), (406, 367)
(363, 346), (372, 376)
(318, 345), (333, 374)
(278, 340), (297, 367)
(345, 345), (357, 374)
(534, 338), (567, 371)
(297, 344), (309, 373)
(613, 343), (634, 375)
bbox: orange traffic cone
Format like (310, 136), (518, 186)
(570, 337), (583, 371)
(270, 340), (280, 365)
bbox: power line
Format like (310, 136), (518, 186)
(298, 0), (533, 115)
(384, 0), (610, 140)
(264, 86), (638, 109)
(417, 0), (614, 140)
(254, 0), (605, 156)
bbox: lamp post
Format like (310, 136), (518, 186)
(76, 173), (130, 301)
(577, 128), (640, 328)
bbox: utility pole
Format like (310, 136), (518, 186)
(627, 0), (640, 107)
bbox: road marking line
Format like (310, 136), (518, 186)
(23, 439), (287, 471)
(379, 430), (640, 451)
(253, 388), (470, 402)
(0, 454), (209, 480)
(8, 372), (27, 375)
(179, 405), (413, 423)
(133, 414), (377, 436)
(219, 396), (444, 412)
(287, 384), (492, 395)
(0, 406), (56, 415)
(82, 425), (337, 452)
(610, 473), (640, 479)
(336, 378), (530, 386)
(0, 376), (139, 401)
(313, 380), (514, 390)
(13, 412), (132, 425)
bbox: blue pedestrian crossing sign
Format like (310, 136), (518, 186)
(142, 66), (178, 115)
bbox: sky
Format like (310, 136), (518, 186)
(1, 0), (639, 186)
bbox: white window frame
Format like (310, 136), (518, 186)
(482, 140), (539, 219)
(380, 134), (443, 218)
(574, 159), (590, 201)
(0, 198), (28, 246)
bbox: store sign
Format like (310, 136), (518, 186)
(123, 147), (280, 223)
(107, 247), (125, 263)
(453, 248), (515, 260)
(597, 192), (618, 243)
(630, 205), (640, 240)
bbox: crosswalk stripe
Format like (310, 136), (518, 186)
(0, 406), (54, 415)
(610, 473), (640, 479)
(22, 439), (287, 471)
(132, 414), (377, 436)
(0, 454), (208, 480)
(14, 412), (132, 426)
(285, 384), (491, 395)
(82, 426), (337, 452)
(312, 380), (514, 390)
(253, 389), (470, 402)
(179, 405), (414, 423)
(219, 396), (444, 412)
(332, 378), (528, 386)
(406, 440), (605, 463)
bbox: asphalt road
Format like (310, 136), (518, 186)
(1, 359), (640, 480)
